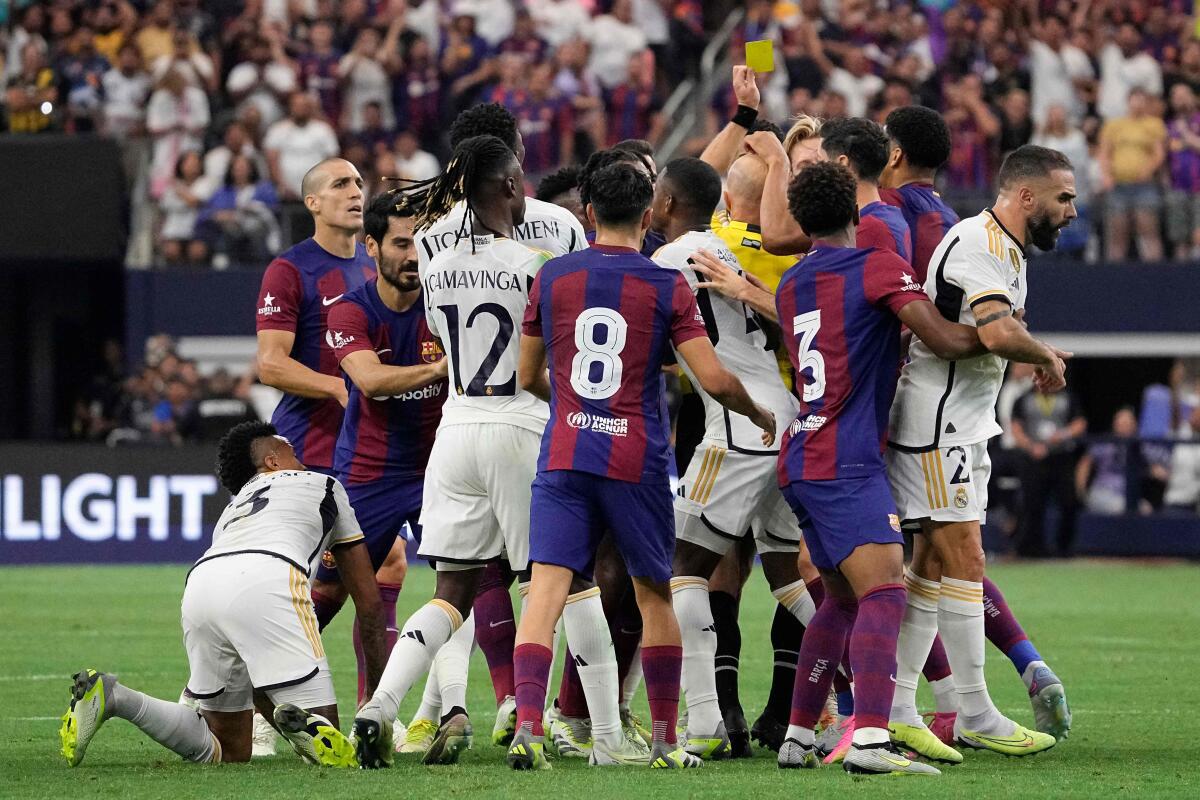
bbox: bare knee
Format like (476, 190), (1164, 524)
(930, 522), (984, 581)
(760, 551), (800, 591)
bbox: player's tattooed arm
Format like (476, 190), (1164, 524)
(688, 249), (778, 321)
(897, 300), (987, 360)
(333, 541), (387, 696)
(257, 330), (349, 406)
(340, 349), (449, 398)
(971, 299), (1072, 392)
(517, 334), (551, 402)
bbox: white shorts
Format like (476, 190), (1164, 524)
(418, 423), (540, 572)
(885, 442), (991, 529)
(181, 554), (335, 713)
(675, 441), (802, 556)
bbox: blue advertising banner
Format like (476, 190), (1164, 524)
(0, 445), (228, 565)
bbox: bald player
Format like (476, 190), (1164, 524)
(254, 157), (376, 752)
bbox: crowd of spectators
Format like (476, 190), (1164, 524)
(3, 1), (1199, 266)
(71, 335), (259, 445)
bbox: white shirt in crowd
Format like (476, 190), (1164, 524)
(1032, 128), (1092, 201)
(200, 142), (268, 197)
(226, 60), (297, 128)
(1028, 39), (1094, 125)
(405, 0), (443, 53)
(159, 176), (212, 240)
(146, 86), (210, 191)
(632, 0), (670, 46)
(587, 13), (648, 88)
(1165, 436), (1200, 511)
(394, 148), (441, 183)
(527, 0), (590, 48)
(1098, 42), (1163, 120)
(102, 67), (152, 138)
(263, 117), (340, 198)
(456, 0), (516, 47)
(341, 56), (395, 132)
(826, 67), (884, 118)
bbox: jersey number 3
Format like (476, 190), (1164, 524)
(792, 310), (826, 402)
(571, 308), (628, 400)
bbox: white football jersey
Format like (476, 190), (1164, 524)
(421, 233), (551, 434)
(654, 230), (798, 454)
(416, 197), (586, 270)
(889, 209), (1029, 449)
(201, 470), (363, 576)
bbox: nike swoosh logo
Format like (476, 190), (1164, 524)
(881, 755), (912, 767)
(971, 733), (1035, 747)
(322, 294), (344, 306)
(490, 619), (513, 628)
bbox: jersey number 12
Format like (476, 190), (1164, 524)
(439, 303), (516, 396)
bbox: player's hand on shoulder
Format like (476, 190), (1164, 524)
(744, 130), (787, 166)
(750, 404), (776, 446)
(690, 248), (747, 300)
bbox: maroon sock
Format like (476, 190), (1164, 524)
(641, 644), (683, 746)
(556, 649), (590, 717)
(514, 642), (553, 736)
(833, 638), (853, 695)
(789, 596), (856, 729)
(922, 635), (953, 682)
(981, 575), (1029, 652)
(311, 589), (343, 632)
(806, 576), (826, 610)
(848, 585), (906, 731)
(473, 563), (516, 704)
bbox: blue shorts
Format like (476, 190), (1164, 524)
(314, 476), (423, 582)
(529, 470), (674, 583)
(780, 471), (903, 572)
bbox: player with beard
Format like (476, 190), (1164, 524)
(886, 145), (1076, 759)
(310, 192), (448, 718)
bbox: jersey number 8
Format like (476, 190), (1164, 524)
(792, 310), (826, 402)
(571, 308), (628, 400)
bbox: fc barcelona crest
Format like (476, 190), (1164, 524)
(421, 340), (444, 363)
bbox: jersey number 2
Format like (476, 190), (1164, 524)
(571, 308), (628, 399)
(792, 310), (826, 402)
(439, 303), (516, 396)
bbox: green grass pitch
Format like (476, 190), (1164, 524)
(3, 560), (1198, 798)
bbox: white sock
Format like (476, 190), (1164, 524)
(892, 568), (940, 725)
(436, 612), (474, 715)
(784, 724), (815, 746)
(851, 726), (889, 746)
(111, 683), (218, 762)
(670, 576), (722, 736)
(369, 599), (463, 723)
(938, 577), (1010, 734)
(414, 662), (441, 723)
(929, 676), (959, 714)
(621, 643), (642, 709)
(562, 587), (621, 746)
(772, 579), (817, 626)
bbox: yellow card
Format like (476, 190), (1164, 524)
(746, 40), (775, 73)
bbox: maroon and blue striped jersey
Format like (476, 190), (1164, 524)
(522, 244), (707, 483)
(880, 182), (959, 283)
(858, 200), (913, 264)
(775, 243), (929, 483)
(326, 280), (445, 485)
(256, 238), (375, 470)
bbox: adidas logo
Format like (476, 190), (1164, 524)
(701, 624), (717, 633)
(573, 654), (588, 667)
(945, 422), (957, 434)
(403, 630), (426, 645)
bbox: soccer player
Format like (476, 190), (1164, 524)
(536, 166), (586, 231)
(351, 134), (557, 768)
(820, 117), (913, 262)
(61, 422), (385, 768)
(645, 157), (809, 761)
(508, 161), (776, 770)
(743, 117), (825, 255)
(886, 145), (1076, 758)
(772, 161), (989, 775)
(308, 192), (448, 722)
(877, 105), (960, 282)
(255, 155), (374, 753)
(404, 104), (587, 749)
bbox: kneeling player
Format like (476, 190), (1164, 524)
(774, 162), (985, 775)
(508, 162), (776, 770)
(60, 422), (386, 767)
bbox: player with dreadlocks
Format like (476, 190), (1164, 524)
(393, 106), (589, 756)
(351, 134), (591, 769)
